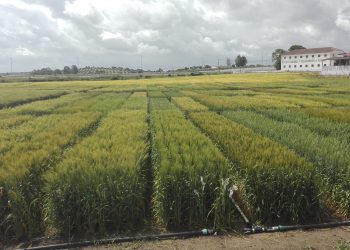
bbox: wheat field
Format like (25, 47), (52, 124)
(0, 72), (349, 243)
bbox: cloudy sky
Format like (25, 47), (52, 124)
(0, 0), (349, 72)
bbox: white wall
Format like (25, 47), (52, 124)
(281, 50), (343, 72)
(321, 66), (350, 76)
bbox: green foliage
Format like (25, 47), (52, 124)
(189, 111), (321, 223)
(150, 110), (234, 229)
(171, 97), (208, 111)
(289, 45), (306, 51)
(149, 98), (176, 110)
(223, 110), (350, 215)
(235, 55), (247, 67)
(336, 238), (349, 250)
(272, 48), (286, 70)
(254, 108), (350, 145)
(121, 92), (147, 109)
(45, 110), (149, 237)
(0, 112), (101, 242)
(0, 72), (349, 244)
(148, 90), (165, 97)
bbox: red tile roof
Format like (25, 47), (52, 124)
(282, 47), (343, 55)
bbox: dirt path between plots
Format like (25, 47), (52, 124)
(87, 227), (350, 250)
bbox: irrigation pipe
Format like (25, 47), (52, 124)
(244, 220), (350, 234)
(228, 186), (350, 235)
(19, 229), (215, 250)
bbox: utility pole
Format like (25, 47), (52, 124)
(218, 59), (220, 73)
(140, 55), (143, 72)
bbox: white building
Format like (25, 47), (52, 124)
(281, 47), (344, 72)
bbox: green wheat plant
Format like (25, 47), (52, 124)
(150, 109), (235, 229)
(44, 110), (149, 237)
(0, 112), (101, 242)
(171, 97), (208, 111)
(223, 110), (350, 215)
(189, 111), (321, 224)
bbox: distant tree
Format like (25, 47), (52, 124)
(157, 68), (163, 72)
(31, 67), (54, 75)
(71, 65), (78, 74)
(272, 48), (286, 70)
(226, 58), (231, 67)
(63, 66), (71, 74)
(288, 45), (306, 51)
(204, 65), (211, 69)
(54, 69), (62, 75)
(235, 55), (247, 67)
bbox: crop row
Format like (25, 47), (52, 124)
(0, 88), (68, 109)
(45, 110), (149, 237)
(121, 92), (148, 109)
(182, 91), (324, 110)
(0, 93), (130, 241)
(0, 112), (101, 241)
(188, 111), (320, 223)
(223, 110), (350, 215)
(254, 108), (350, 145)
(171, 97), (208, 111)
(299, 107), (350, 124)
(150, 109), (234, 228)
(149, 97), (176, 110)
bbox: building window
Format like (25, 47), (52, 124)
(294, 65), (297, 68)
(300, 56), (303, 58)
(324, 54), (327, 57)
(284, 57), (286, 59)
(318, 54), (321, 57)
(305, 65), (308, 67)
(289, 65), (291, 68)
(311, 64), (314, 67)
(294, 56), (297, 58)
(289, 56), (291, 59)
(300, 65), (302, 67)
(323, 64), (326, 66)
(306, 55), (308, 58)
(283, 65), (286, 68)
(317, 64), (320, 67)
(312, 55), (314, 57)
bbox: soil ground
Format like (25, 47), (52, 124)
(85, 227), (350, 250)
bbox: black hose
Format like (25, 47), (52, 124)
(244, 220), (350, 234)
(19, 229), (215, 250)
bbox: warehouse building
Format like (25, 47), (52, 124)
(281, 47), (345, 72)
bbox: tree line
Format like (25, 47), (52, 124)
(31, 65), (79, 75)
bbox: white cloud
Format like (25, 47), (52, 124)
(0, 0), (349, 72)
(99, 31), (124, 41)
(16, 47), (35, 56)
(242, 42), (260, 50)
(336, 11), (350, 32)
(137, 43), (171, 55)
